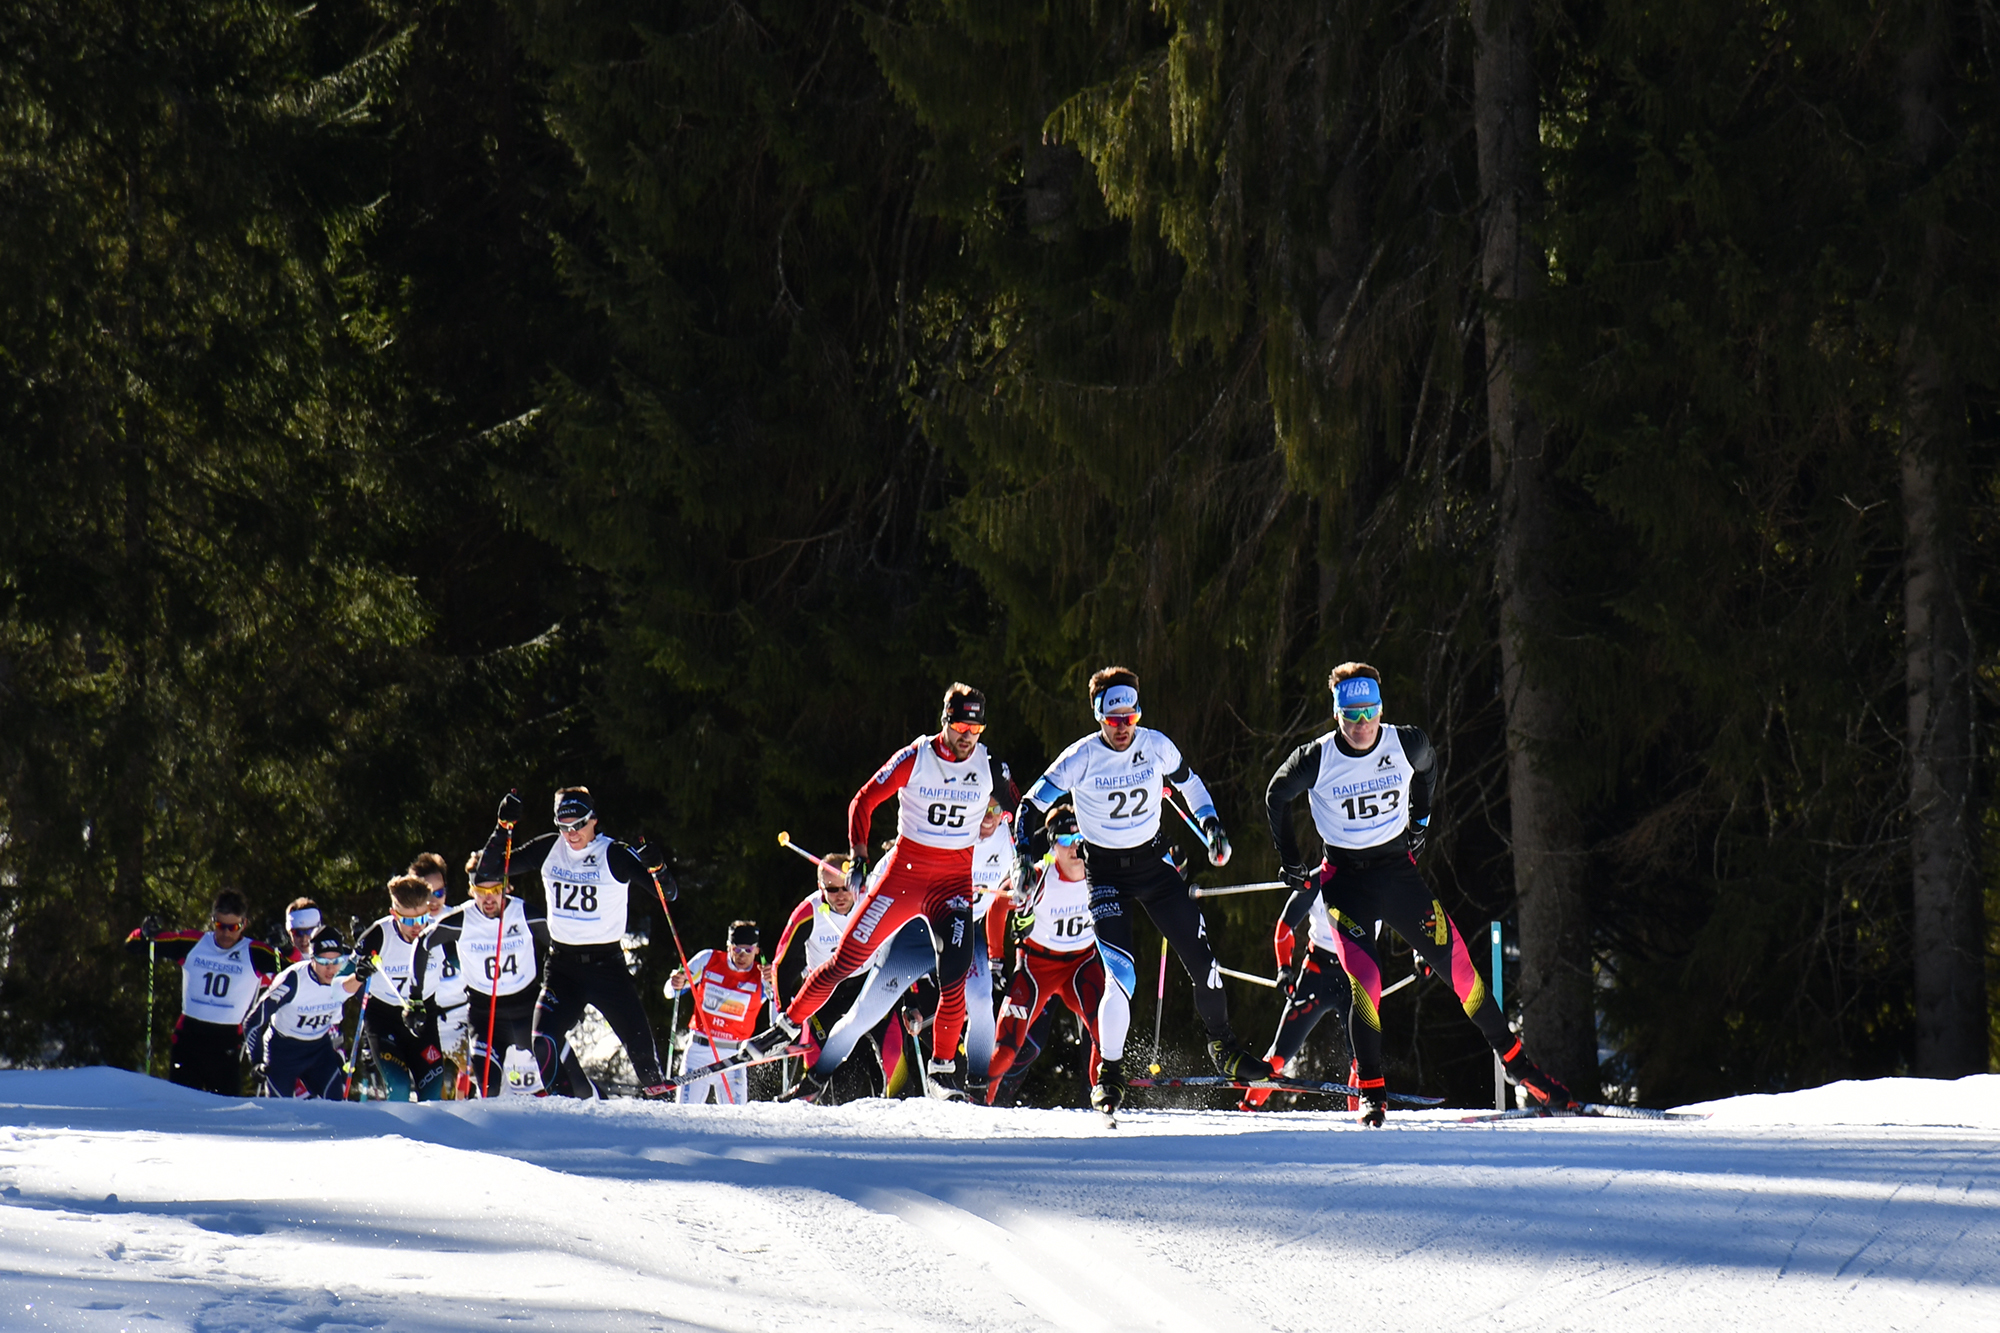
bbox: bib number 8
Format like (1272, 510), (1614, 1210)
(927, 803), (969, 829)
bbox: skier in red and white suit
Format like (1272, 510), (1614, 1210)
(985, 802), (1118, 1103)
(666, 921), (774, 1104)
(767, 682), (1011, 1098)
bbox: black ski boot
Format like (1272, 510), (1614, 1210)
(1356, 1080), (1390, 1127)
(1209, 1040), (1272, 1082)
(1090, 1059), (1126, 1121)
(777, 1070), (830, 1104)
(1501, 1041), (1580, 1111)
(925, 1057), (968, 1101)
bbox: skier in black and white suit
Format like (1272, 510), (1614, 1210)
(1015, 666), (1268, 1119)
(411, 854), (553, 1097)
(243, 926), (365, 1100)
(1264, 661), (1578, 1125)
(478, 786), (675, 1098)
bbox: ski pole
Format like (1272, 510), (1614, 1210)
(776, 830), (841, 871)
(1187, 880), (1287, 899)
(144, 936), (156, 1078)
(650, 871), (737, 1105)
(1164, 788), (1230, 866)
(1217, 964), (1280, 990)
(482, 812), (514, 1099)
(1147, 945), (1168, 1075)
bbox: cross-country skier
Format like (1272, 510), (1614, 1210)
(986, 802), (1115, 1106)
(478, 786), (676, 1098)
(1239, 895), (1351, 1111)
(409, 853), (552, 1096)
(665, 921), (775, 1104)
(243, 925), (364, 1099)
(1264, 661), (1578, 1125)
(760, 682), (1010, 1099)
(352, 875), (447, 1101)
(124, 890), (280, 1094)
(1015, 667), (1266, 1118)
(409, 851), (451, 911)
(772, 855), (901, 1102)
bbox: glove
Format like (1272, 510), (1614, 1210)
(495, 789), (523, 828)
(1199, 814), (1231, 867)
(1013, 853), (1039, 901)
(1010, 909), (1036, 946)
(140, 915), (161, 941)
(403, 993), (438, 1026)
(845, 848), (868, 895)
(346, 954), (370, 981)
(635, 847), (677, 902)
(1275, 959), (1304, 997)
(1281, 864), (1307, 891)
(1408, 816), (1429, 858)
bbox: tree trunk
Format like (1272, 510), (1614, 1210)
(1899, 2), (1985, 1078)
(1474, 0), (1596, 1091)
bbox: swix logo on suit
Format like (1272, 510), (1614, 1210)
(180, 934), (259, 1025)
(541, 833), (628, 945)
(893, 736), (993, 850)
(1308, 727), (1412, 849)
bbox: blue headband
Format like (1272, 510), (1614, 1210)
(1092, 684), (1139, 719)
(1334, 676), (1382, 710)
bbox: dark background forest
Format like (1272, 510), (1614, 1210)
(2, 0), (1996, 1107)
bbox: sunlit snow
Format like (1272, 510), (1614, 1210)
(1, 1069), (1995, 1331)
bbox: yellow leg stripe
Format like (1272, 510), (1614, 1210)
(1353, 986), (1382, 1032)
(1461, 972), (1486, 1018)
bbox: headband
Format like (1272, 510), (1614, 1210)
(1092, 684), (1139, 719)
(287, 907), (323, 932)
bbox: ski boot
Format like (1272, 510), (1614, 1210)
(746, 1008), (803, 1060)
(1209, 1040), (1272, 1082)
(1090, 1059), (1126, 1120)
(925, 1057), (968, 1101)
(1501, 1040), (1580, 1111)
(778, 1070), (831, 1104)
(1356, 1078), (1390, 1127)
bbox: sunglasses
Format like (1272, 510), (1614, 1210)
(1051, 831), (1084, 846)
(1339, 704), (1382, 723)
(312, 950), (348, 964)
(557, 818), (592, 833)
(394, 912), (432, 926)
(212, 918), (244, 932)
(945, 721), (985, 735)
(1100, 713), (1141, 729)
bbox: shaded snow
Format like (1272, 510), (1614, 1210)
(0, 1069), (1995, 1331)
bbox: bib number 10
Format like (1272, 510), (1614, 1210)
(927, 803), (968, 829)
(1339, 790), (1401, 820)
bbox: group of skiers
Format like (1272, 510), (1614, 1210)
(130, 662), (1580, 1124)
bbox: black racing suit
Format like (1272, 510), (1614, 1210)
(1266, 724), (1512, 1085)
(477, 828), (670, 1093)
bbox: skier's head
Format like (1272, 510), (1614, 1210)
(1046, 800), (1084, 872)
(726, 920), (759, 967)
(408, 850), (449, 908)
(210, 890), (247, 942)
(387, 874), (433, 939)
(308, 925), (349, 980)
(553, 787), (598, 844)
(939, 683), (986, 759)
(286, 898), (322, 956)
(1089, 666), (1142, 751)
(465, 851), (507, 918)
(1329, 662), (1383, 746)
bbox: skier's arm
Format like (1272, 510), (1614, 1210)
(849, 743), (921, 858)
(124, 927), (202, 965)
(241, 971), (299, 1056)
(608, 840), (677, 923)
(1015, 749), (1084, 854)
(666, 948), (713, 999)
(985, 896), (1010, 962)
(771, 897), (817, 1007)
(1264, 740), (1324, 874)
(247, 939), (282, 982)
(409, 913), (461, 999)
(475, 827), (557, 883)
(1160, 739), (1218, 820)
(1399, 726), (1438, 824)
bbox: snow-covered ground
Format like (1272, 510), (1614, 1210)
(1, 1070), (1996, 1332)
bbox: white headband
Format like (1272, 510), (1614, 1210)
(287, 907), (322, 931)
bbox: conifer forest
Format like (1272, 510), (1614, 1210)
(2, 0), (1997, 1106)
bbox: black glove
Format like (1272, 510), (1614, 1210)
(495, 789), (523, 828)
(352, 954), (377, 983)
(140, 915), (161, 941)
(1408, 817), (1429, 858)
(644, 854), (679, 903)
(1275, 960), (1303, 997)
(1281, 865), (1307, 891)
(846, 847), (868, 894)
(403, 993), (438, 1026)
(1198, 814), (1231, 867)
